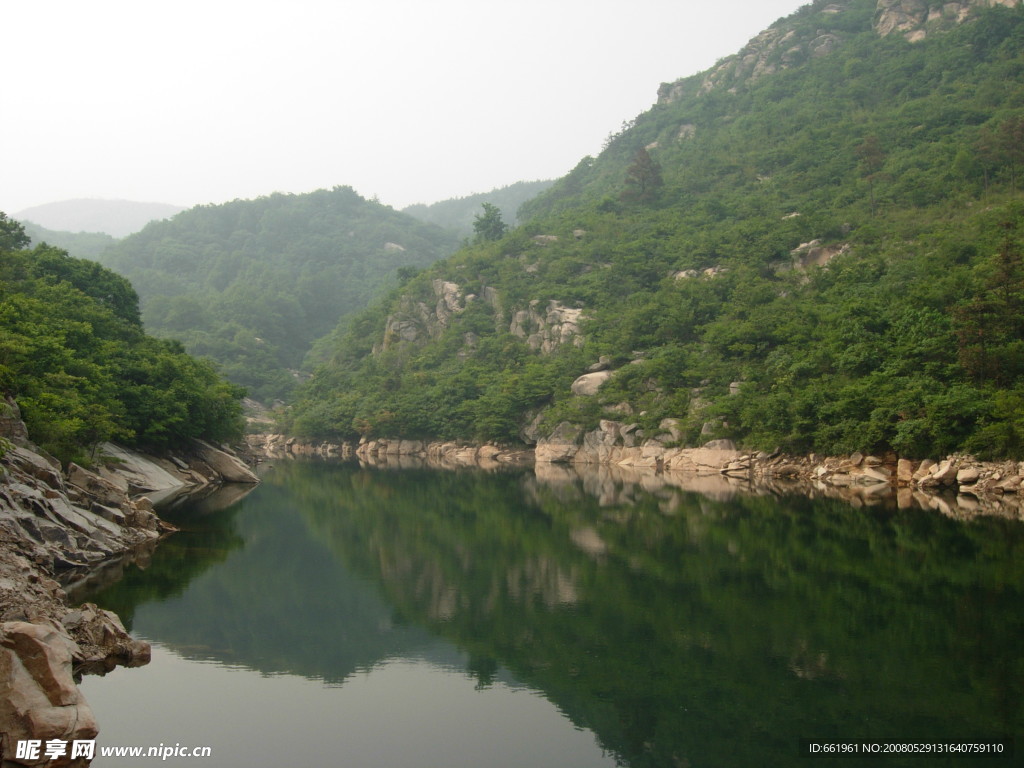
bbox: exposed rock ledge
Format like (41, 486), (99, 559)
(249, 428), (1023, 520)
(0, 398), (258, 767)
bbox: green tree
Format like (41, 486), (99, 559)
(472, 202), (507, 242)
(0, 213), (30, 251)
(855, 134), (885, 216)
(621, 147), (663, 204)
(953, 207), (1024, 386)
(998, 116), (1024, 190)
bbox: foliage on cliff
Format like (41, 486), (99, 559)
(0, 213), (244, 464)
(288, 0), (1024, 460)
(94, 187), (461, 401)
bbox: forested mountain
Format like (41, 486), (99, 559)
(289, 0), (1024, 460)
(15, 199), (185, 238)
(0, 213), (244, 464)
(402, 180), (555, 239)
(95, 187), (461, 402)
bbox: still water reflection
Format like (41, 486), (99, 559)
(80, 461), (1024, 767)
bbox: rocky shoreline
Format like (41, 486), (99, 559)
(0, 399), (258, 767)
(247, 428), (1024, 520)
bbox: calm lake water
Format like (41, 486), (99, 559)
(77, 461), (1023, 767)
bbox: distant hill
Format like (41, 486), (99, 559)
(15, 199), (186, 237)
(402, 180), (554, 239)
(95, 187), (461, 402)
(20, 221), (118, 259)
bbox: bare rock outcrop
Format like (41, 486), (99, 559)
(658, 0), (1020, 107)
(378, 279), (471, 351)
(570, 371), (613, 396)
(509, 300), (586, 355)
(875, 0), (1021, 41)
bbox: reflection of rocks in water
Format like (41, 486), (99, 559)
(250, 434), (532, 471)
(505, 559), (580, 608)
(381, 546), (582, 621)
(356, 442), (530, 472)
(570, 527), (607, 558)
(251, 434), (1024, 520)
(530, 461), (1024, 520)
(531, 463), (752, 512)
(359, 454), (433, 471)
(158, 480), (258, 516)
(61, 538), (160, 604)
(532, 462), (581, 493)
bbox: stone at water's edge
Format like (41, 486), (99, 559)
(189, 440), (260, 485)
(0, 621), (99, 767)
(94, 443), (187, 501)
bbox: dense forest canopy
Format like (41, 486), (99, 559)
(0, 212), (244, 465)
(287, 0), (1024, 460)
(94, 187), (462, 401)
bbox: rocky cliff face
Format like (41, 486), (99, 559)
(377, 279), (586, 357)
(508, 300), (585, 355)
(659, 1), (851, 103)
(378, 279), (469, 351)
(875, 0), (1021, 41)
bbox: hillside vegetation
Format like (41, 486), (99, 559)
(0, 214), (244, 464)
(95, 187), (461, 401)
(288, 0), (1024, 460)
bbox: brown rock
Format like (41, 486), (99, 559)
(930, 459), (959, 486)
(66, 463), (126, 507)
(0, 621), (99, 757)
(956, 467), (981, 485)
(190, 440), (260, 484)
(70, 605), (151, 671)
(912, 459), (937, 481)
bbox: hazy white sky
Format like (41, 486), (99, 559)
(4, 0), (803, 214)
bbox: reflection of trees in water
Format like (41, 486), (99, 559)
(285, 461), (1024, 768)
(85, 474), (441, 682)
(84, 461), (1024, 767)
(78, 489), (250, 630)
(65, 485), (258, 607)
